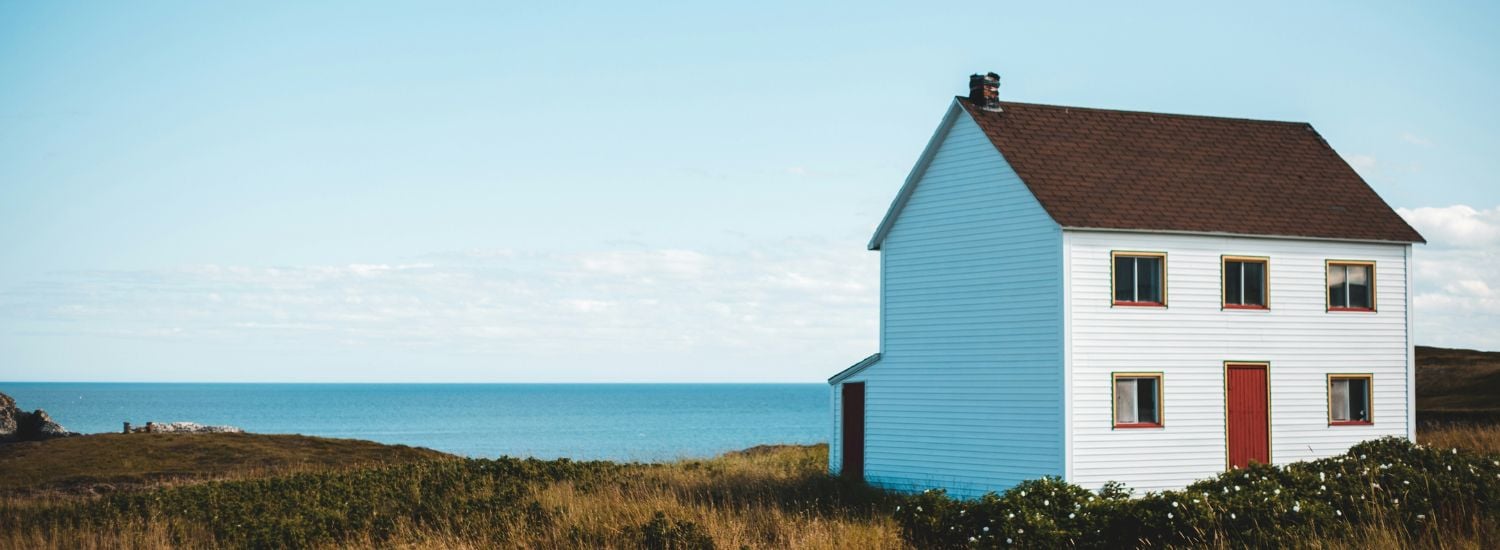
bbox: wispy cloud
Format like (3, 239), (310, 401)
(1347, 154), (1378, 173)
(1398, 205), (1500, 350)
(0, 240), (881, 379)
(1399, 132), (1433, 147)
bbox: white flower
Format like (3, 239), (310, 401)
(1393, 499), (1400, 504)
(1008, 513), (1014, 519)
(1403, 480), (1409, 485)
(1319, 472), (1325, 482)
(895, 506), (901, 512)
(916, 506), (923, 512)
(1069, 513), (1076, 519)
(1360, 454), (1367, 459)
(1044, 499), (1050, 506)
(1452, 448), (1458, 455)
(1234, 485), (1241, 492)
(1320, 485), (1326, 491)
(970, 537), (977, 542)
(1336, 510), (1343, 516)
(1447, 465), (1452, 471)
(984, 527), (990, 532)
(1007, 538), (1013, 544)
(1171, 501), (1179, 508)
(960, 510), (966, 515)
(1293, 503), (1301, 513)
(1417, 514), (1426, 520)
(1018, 529), (1024, 534)
(1274, 489), (1280, 495)
(1230, 513), (1237, 519)
(1020, 490), (1027, 496)
(1167, 512), (1174, 519)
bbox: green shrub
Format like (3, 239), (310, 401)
(892, 437), (1500, 548)
(638, 511), (716, 550)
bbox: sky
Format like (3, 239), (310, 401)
(1, 1), (1497, 382)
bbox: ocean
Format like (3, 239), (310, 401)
(0, 383), (828, 461)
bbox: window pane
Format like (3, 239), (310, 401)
(1114, 257), (1134, 302)
(1137, 257), (1162, 303)
(1226, 261), (1243, 305)
(1348, 265), (1372, 309)
(1348, 378), (1370, 422)
(1328, 265), (1348, 308)
(1331, 379), (1350, 421)
(1243, 261), (1265, 306)
(1115, 379), (1138, 423)
(1137, 378), (1159, 424)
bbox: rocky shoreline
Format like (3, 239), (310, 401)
(1, 391), (242, 442)
(0, 392), (77, 442)
(123, 421), (243, 434)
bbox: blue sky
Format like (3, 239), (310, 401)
(2, 1), (1497, 381)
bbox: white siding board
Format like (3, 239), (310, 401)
(1067, 231), (1412, 493)
(851, 109), (1065, 499)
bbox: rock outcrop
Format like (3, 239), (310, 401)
(0, 391), (78, 442)
(126, 421), (243, 434)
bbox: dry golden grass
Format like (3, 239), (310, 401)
(1419, 422), (1500, 455)
(500, 446), (905, 550)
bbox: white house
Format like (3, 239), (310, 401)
(828, 73), (1425, 497)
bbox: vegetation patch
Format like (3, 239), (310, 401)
(894, 437), (1499, 548)
(0, 432), (448, 496)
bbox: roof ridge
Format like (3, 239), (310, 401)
(955, 96), (1312, 126)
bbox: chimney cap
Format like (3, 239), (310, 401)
(968, 71), (1002, 112)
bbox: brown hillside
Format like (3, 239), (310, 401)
(1416, 345), (1500, 416)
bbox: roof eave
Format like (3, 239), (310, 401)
(1060, 226), (1426, 245)
(828, 353), (880, 385)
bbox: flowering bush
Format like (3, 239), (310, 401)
(893, 437), (1500, 548)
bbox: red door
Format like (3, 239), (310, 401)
(1226, 364), (1270, 469)
(841, 383), (865, 480)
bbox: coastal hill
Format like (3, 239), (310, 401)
(1416, 345), (1500, 418)
(0, 432), (449, 496)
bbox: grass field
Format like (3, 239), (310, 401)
(0, 428), (1494, 548)
(0, 432), (447, 497)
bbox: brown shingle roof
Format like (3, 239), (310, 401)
(956, 98), (1425, 243)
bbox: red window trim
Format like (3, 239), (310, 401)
(1224, 303), (1269, 310)
(1329, 420), (1373, 426)
(1113, 300), (1165, 308)
(1328, 306), (1376, 313)
(1113, 421), (1163, 429)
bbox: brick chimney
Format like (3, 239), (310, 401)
(968, 72), (1001, 111)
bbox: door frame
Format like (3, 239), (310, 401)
(840, 382), (865, 480)
(1223, 361), (1271, 470)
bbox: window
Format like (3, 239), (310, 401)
(1329, 375), (1372, 425)
(1223, 256), (1269, 309)
(1113, 373), (1163, 428)
(1113, 252), (1166, 306)
(1327, 261), (1375, 311)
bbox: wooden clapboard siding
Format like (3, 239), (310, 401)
(839, 105), (1065, 498)
(1066, 231), (1411, 493)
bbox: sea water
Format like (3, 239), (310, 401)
(0, 383), (827, 461)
